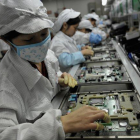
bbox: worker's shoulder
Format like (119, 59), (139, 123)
(0, 55), (21, 94)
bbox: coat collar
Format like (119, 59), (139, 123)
(9, 49), (42, 90)
(59, 31), (76, 43)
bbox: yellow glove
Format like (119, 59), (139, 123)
(103, 113), (111, 123)
(59, 73), (77, 88)
(95, 122), (104, 130)
(87, 46), (92, 50)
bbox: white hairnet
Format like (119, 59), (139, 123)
(53, 9), (80, 33)
(104, 20), (112, 26)
(103, 15), (108, 20)
(0, 0), (54, 35)
(0, 40), (10, 51)
(82, 13), (99, 21)
(78, 20), (93, 30)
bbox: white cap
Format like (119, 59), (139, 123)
(0, 0), (54, 35)
(103, 15), (108, 20)
(82, 13), (99, 21)
(53, 9), (80, 33)
(78, 20), (93, 30)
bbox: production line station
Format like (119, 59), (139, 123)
(52, 31), (140, 140)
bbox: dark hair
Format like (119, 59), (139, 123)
(90, 18), (96, 21)
(1, 31), (21, 41)
(91, 9), (95, 13)
(61, 16), (81, 30)
(66, 16), (81, 25)
(85, 29), (92, 32)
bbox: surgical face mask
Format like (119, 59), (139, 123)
(9, 32), (51, 63)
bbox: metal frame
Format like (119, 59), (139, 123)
(112, 39), (140, 95)
(52, 64), (80, 109)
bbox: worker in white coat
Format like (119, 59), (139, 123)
(73, 20), (102, 45)
(83, 14), (108, 40)
(102, 15), (112, 26)
(0, 1), (110, 140)
(50, 9), (94, 73)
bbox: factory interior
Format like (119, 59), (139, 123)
(1, 0), (140, 140)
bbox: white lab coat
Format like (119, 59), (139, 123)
(0, 48), (65, 140)
(0, 40), (10, 51)
(72, 31), (90, 45)
(92, 27), (107, 40)
(50, 31), (79, 72)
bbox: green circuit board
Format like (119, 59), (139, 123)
(76, 65), (129, 83)
(67, 93), (139, 132)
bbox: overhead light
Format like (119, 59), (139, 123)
(102, 0), (107, 6)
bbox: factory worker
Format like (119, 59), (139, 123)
(90, 9), (98, 15)
(96, 16), (106, 29)
(103, 15), (108, 20)
(73, 20), (102, 45)
(0, 1), (110, 140)
(50, 9), (94, 73)
(102, 15), (112, 26)
(83, 14), (108, 40)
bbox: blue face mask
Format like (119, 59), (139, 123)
(9, 32), (51, 63)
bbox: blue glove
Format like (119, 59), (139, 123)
(89, 33), (102, 44)
(99, 21), (103, 24)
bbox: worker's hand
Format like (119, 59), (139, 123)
(82, 49), (94, 56)
(58, 72), (77, 88)
(106, 34), (109, 38)
(61, 105), (111, 133)
(87, 46), (92, 50)
(82, 46), (92, 50)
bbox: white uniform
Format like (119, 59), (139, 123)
(0, 48), (65, 140)
(82, 14), (107, 40)
(73, 31), (90, 45)
(0, 40), (10, 51)
(92, 27), (107, 40)
(50, 31), (79, 72)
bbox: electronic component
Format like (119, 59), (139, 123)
(76, 65), (129, 84)
(85, 51), (120, 62)
(119, 121), (128, 127)
(126, 125), (132, 134)
(64, 92), (139, 132)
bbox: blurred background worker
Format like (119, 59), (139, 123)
(102, 15), (112, 27)
(73, 19), (102, 45)
(50, 9), (94, 73)
(83, 13), (109, 40)
(90, 9), (97, 14)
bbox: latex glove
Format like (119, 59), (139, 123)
(99, 21), (103, 24)
(82, 46), (92, 50)
(89, 33), (102, 44)
(87, 46), (92, 50)
(61, 105), (111, 133)
(58, 72), (77, 88)
(82, 49), (94, 56)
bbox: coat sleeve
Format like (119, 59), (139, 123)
(77, 44), (85, 50)
(58, 52), (85, 68)
(0, 91), (65, 140)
